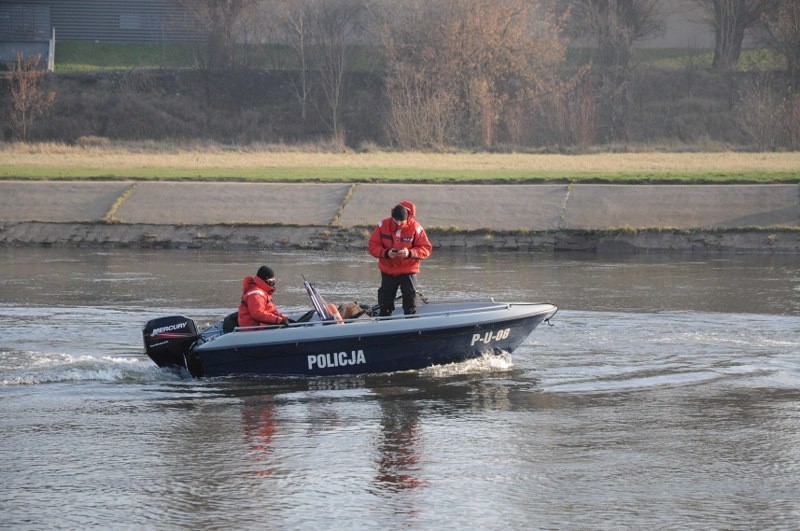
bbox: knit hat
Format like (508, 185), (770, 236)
(392, 204), (408, 221)
(256, 265), (275, 280)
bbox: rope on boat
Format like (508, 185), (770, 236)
(544, 307), (558, 326)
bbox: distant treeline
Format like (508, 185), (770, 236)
(2, 0), (799, 150)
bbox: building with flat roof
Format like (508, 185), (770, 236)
(0, 0), (201, 70)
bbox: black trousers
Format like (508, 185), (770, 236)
(378, 273), (417, 316)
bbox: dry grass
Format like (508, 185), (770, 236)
(1, 142), (799, 181)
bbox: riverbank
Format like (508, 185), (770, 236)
(3, 222), (799, 254)
(1, 180), (798, 253)
(3, 144), (800, 182)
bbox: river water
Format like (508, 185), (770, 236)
(1, 248), (798, 530)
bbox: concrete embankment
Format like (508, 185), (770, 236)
(1, 181), (799, 253)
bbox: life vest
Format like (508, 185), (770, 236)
(368, 200), (432, 275)
(238, 275), (287, 327)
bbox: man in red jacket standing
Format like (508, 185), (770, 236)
(238, 265), (291, 328)
(368, 201), (433, 316)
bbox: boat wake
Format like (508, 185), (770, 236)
(0, 350), (179, 386)
(419, 351), (514, 378)
(1, 349), (516, 387)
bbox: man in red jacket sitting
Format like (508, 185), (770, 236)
(368, 201), (433, 316)
(238, 265), (292, 329)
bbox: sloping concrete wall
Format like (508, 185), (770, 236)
(338, 184), (566, 231)
(561, 184), (800, 230)
(1, 181), (798, 231)
(0, 181), (134, 222)
(111, 182), (351, 226)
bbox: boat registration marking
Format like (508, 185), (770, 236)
(471, 328), (511, 346)
(308, 349), (366, 370)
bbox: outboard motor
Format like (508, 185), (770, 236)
(143, 315), (199, 370)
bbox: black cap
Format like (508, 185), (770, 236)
(392, 204), (408, 221)
(256, 265), (275, 280)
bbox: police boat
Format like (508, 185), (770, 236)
(142, 279), (557, 378)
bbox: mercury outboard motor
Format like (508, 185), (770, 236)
(143, 315), (199, 370)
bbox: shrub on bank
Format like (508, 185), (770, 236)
(1, 66), (797, 151)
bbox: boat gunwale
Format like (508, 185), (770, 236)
(196, 301), (557, 352)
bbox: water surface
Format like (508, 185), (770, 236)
(1, 248), (798, 529)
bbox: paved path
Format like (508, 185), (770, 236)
(1, 181), (798, 230)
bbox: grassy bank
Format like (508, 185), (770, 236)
(54, 41), (785, 73)
(1, 143), (798, 183)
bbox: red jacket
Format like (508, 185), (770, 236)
(368, 200), (432, 275)
(238, 276), (287, 328)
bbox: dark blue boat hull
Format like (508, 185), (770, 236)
(194, 313), (548, 378)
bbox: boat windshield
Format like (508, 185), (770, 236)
(303, 279), (334, 321)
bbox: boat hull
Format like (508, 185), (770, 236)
(191, 303), (556, 377)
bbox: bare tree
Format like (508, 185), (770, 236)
(265, 0), (314, 120)
(736, 74), (791, 149)
(384, 62), (458, 149)
(690, 0), (779, 71)
(9, 52), (56, 141)
(762, 0), (800, 89)
(262, 0), (366, 139)
(566, 0), (662, 141)
(381, 0), (567, 148)
(177, 0), (260, 69)
(567, 0), (661, 70)
(306, 0), (365, 141)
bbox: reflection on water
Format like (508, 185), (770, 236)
(237, 381), (426, 494)
(1, 247), (799, 529)
(240, 395), (278, 476)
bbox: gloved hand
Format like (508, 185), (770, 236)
(281, 317), (294, 326)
